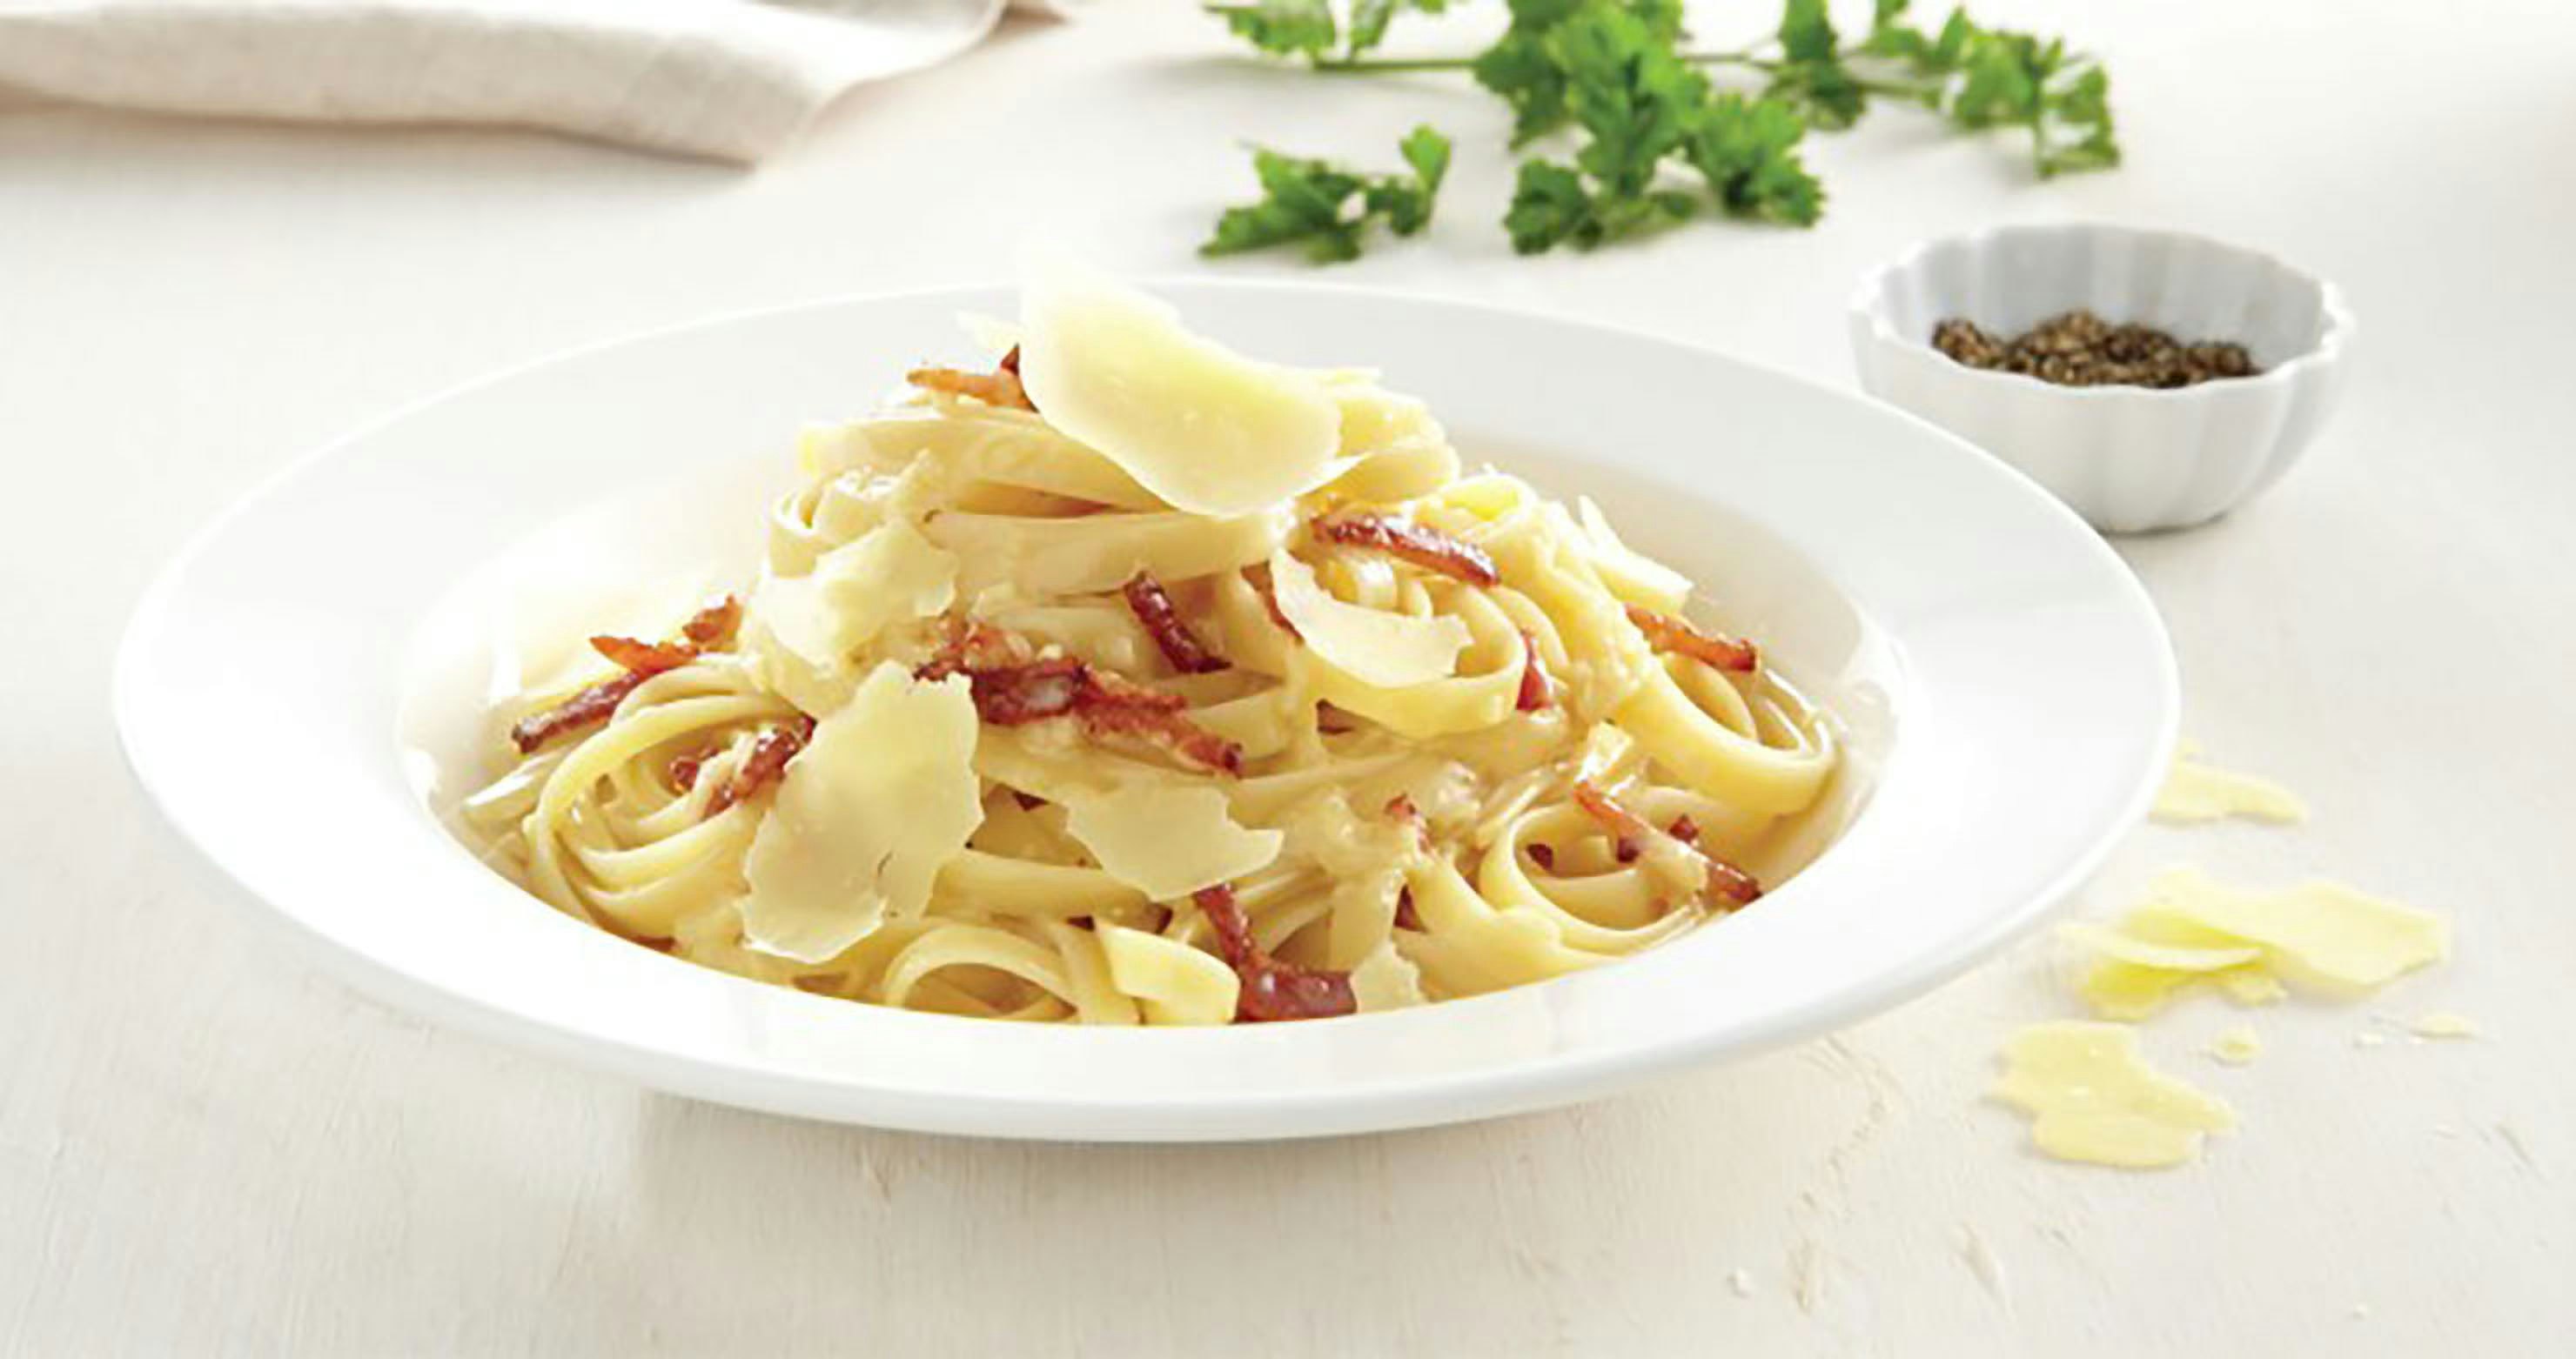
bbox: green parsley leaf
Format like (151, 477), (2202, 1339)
(1855, 3), (2121, 176)
(1505, 159), (1597, 253)
(1204, 125), (1452, 264)
(1345, 0), (1449, 59)
(1766, 0), (1867, 130)
(2036, 62), (2118, 177)
(1472, 0), (1585, 144)
(1209, 0), (1338, 60)
(1556, 3), (1707, 196)
(1365, 124), (1454, 233)
(1687, 93), (1825, 226)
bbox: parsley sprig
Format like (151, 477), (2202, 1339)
(1202, 0), (2121, 259)
(1203, 126), (1453, 263)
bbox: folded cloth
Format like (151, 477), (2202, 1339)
(0, 0), (1063, 162)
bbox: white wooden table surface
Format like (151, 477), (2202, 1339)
(6, 2), (2571, 1352)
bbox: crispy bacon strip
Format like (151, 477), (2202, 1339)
(668, 750), (708, 793)
(1393, 886), (1422, 932)
(1077, 680), (1242, 777)
(1571, 780), (1761, 906)
(590, 634), (696, 675)
(907, 345), (1036, 412)
(1525, 842), (1556, 873)
(1193, 885), (1357, 1023)
(1258, 579), (1301, 642)
(681, 596), (742, 647)
(512, 596), (741, 754)
(921, 622), (1243, 775)
(1515, 630), (1555, 712)
(1311, 513), (1499, 586)
(1667, 815), (1701, 847)
(509, 673), (647, 753)
(922, 616), (1032, 673)
(705, 716), (816, 817)
(962, 656), (1089, 726)
(1625, 604), (1758, 673)
(1122, 572), (1230, 674)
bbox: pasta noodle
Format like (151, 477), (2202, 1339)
(461, 265), (1840, 1025)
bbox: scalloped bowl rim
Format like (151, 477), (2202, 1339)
(1850, 221), (2358, 400)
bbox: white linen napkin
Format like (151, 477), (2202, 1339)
(0, 0), (1063, 162)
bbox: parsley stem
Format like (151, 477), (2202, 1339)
(1310, 44), (1940, 101)
(1315, 45), (1770, 75)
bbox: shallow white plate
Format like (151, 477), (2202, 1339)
(117, 283), (2175, 1142)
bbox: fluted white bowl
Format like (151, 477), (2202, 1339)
(1850, 224), (2354, 533)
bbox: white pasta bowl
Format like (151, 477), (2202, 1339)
(117, 283), (2175, 1141)
(1850, 223), (2355, 533)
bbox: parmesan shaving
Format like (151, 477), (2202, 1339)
(2153, 740), (2309, 824)
(2065, 870), (2449, 1018)
(747, 518), (956, 714)
(2410, 1011), (2479, 1040)
(1350, 941), (1427, 1012)
(2148, 869), (2449, 994)
(2057, 922), (2260, 973)
(1017, 253), (1344, 516)
(2207, 1026), (2262, 1065)
(1993, 1021), (2237, 1169)
(738, 665), (983, 963)
(1270, 548), (1470, 688)
(1063, 783), (1285, 901)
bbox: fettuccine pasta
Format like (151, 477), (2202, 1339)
(461, 263), (1839, 1025)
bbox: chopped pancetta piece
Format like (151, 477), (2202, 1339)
(507, 672), (647, 754)
(1571, 780), (1761, 906)
(680, 596), (743, 648)
(1121, 572), (1230, 674)
(705, 716), (816, 816)
(588, 634), (696, 675)
(1192, 885), (1357, 1023)
(920, 620), (1244, 775)
(906, 345), (1036, 411)
(516, 596), (746, 753)
(1624, 604), (1757, 673)
(1393, 886), (1423, 932)
(1311, 513), (1500, 586)
(1515, 630), (1554, 712)
(668, 749), (708, 793)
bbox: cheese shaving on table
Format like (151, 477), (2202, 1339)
(2206, 1027), (2263, 1065)
(2063, 868), (2450, 1018)
(2152, 739), (2309, 824)
(2409, 1011), (2479, 1040)
(1992, 1021), (2237, 1168)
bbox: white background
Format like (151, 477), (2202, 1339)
(5, 1), (2571, 1352)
